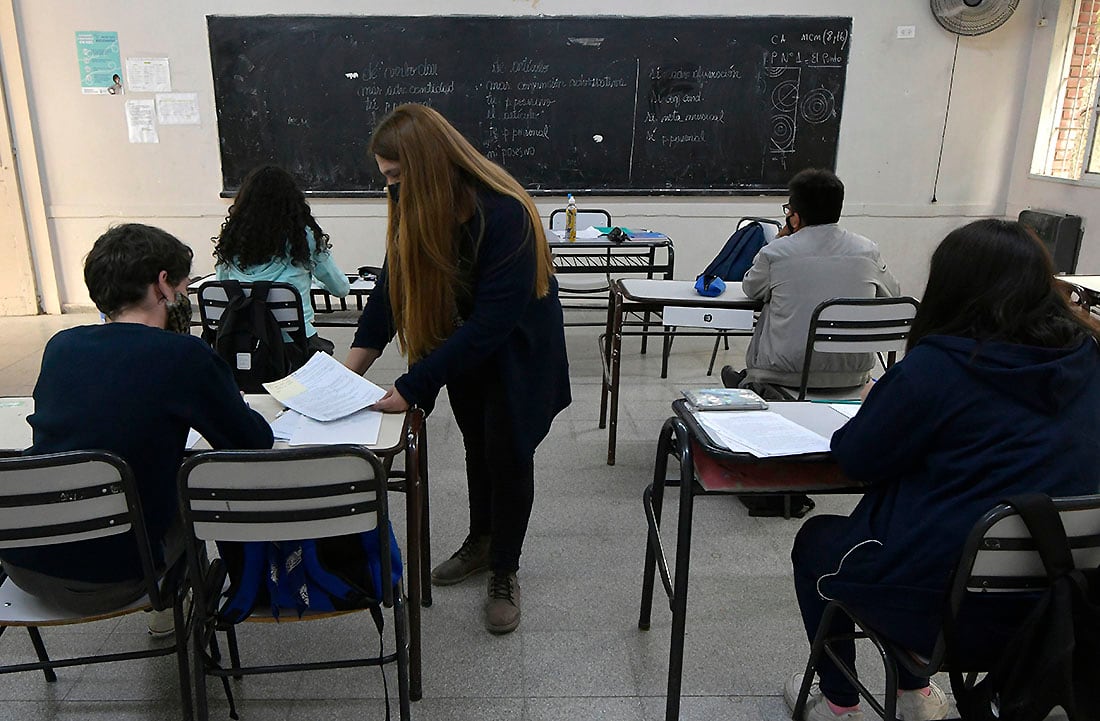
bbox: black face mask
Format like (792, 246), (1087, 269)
(164, 292), (192, 334)
(387, 182), (401, 205)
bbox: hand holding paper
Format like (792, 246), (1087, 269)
(262, 352), (386, 421)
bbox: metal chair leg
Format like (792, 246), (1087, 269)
(25, 627), (57, 682)
(394, 590), (412, 720)
(226, 625), (242, 680)
(172, 593), (194, 721)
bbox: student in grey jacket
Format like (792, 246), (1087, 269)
(724, 169), (900, 392)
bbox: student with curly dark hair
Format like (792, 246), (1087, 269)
(213, 165), (350, 352)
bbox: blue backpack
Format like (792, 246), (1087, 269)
(698, 221), (767, 284)
(217, 523), (403, 624)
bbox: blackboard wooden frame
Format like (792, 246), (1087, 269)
(208, 15), (852, 197)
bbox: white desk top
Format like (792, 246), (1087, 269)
(617, 279), (757, 307)
(684, 400), (851, 457)
(1058, 275), (1100, 294)
(0, 394), (406, 454)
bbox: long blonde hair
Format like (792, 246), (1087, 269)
(370, 103), (553, 362)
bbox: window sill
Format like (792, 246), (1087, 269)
(1027, 172), (1100, 190)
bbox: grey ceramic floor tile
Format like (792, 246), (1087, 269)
(640, 694), (791, 721)
(526, 696), (645, 721)
(523, 630), (638, 697)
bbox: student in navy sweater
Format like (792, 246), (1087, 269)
(347, 104), (570, 634)
(785, 219), (1100, 721)
(0, 224), (273, 616)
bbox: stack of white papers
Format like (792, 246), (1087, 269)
(694, 410), (831, 458)
(261, 353), (386, 446)
(263, 352), (386, 421)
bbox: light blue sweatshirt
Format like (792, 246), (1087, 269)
(215, 227), (351, 338)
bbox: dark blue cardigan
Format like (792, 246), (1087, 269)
(3, 323), (274, 583)
(353, 189), (570, 458)
(825, 334), (1100, 613)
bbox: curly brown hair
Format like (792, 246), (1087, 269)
(213, 165), (330, 270)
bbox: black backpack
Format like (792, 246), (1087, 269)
(948, 494), (1100, 721)
(698, 221), (768, 284)
(207, 281), (304, 393)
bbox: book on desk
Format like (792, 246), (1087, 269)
(681, 387), (767, 411)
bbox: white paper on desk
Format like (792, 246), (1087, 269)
(188, 274), (216, 289)
(289, 408), (383, 446)
(692, 413), (756, 454)
(349, 278), (376, 291)
(694, 410), (830, 458)
(262, 352), (386, 421)
(576, 226), (603, 239)
(269, 409), (303, 440)
(185, 428), (206, 449)
(827, 403), (861, 419)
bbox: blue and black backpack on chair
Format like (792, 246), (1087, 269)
(698, 220), (768, 285)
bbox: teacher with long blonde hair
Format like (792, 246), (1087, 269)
(347, 104), (570, 635)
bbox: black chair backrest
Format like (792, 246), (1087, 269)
(914, 493), (1100, 672)
(178, 445), (393, 611)
(797, 296), (920, 400)
(548, 208), (612, 231)
(0, 451), (164, 607)
(196, 280), (307, 339)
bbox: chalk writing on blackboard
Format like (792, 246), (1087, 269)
(208, 15), (852, 196)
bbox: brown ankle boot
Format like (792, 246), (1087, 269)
(430, 534), (490, 586)
(484, 572), (521, 634)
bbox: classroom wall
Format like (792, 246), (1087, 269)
(4, 0), (1045, 311)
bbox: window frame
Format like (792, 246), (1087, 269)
(1031, 0), (1100, 185)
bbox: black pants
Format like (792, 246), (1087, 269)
(447, 376), (535, 575)
(792, 514), (1039, 707)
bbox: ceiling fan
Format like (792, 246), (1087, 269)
(930, 0), (1020, 36)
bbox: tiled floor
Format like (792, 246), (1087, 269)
(0, 312), (879, 721)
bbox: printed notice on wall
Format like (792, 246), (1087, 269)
(156, 93), (200, 125)
(125, 57), (171, 93)
(125, 100), (159, 143)
(75, 31), (123, 95)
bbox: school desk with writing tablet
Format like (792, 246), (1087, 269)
(599, 278), (762, 464)
(0, 395), (431, 701)
(640, 399), (866, 721)
(207, 15), (851, 196)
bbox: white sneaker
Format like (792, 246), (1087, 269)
(784, 673), (864, 721)
(897, 681), (950, 721)
(145, 589), (192, 639)
(145, 608), (174, 638)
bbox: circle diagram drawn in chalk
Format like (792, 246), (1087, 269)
(770, 115), (796, 151)
(801, 89), (836, 124)
(772, 81), (799, 112)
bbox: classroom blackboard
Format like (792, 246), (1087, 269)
(208, 15), (852, 196)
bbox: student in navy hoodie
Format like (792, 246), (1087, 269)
(784, 219), (1100, 721)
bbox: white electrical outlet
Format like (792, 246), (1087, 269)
(897, 25), (916, 39)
